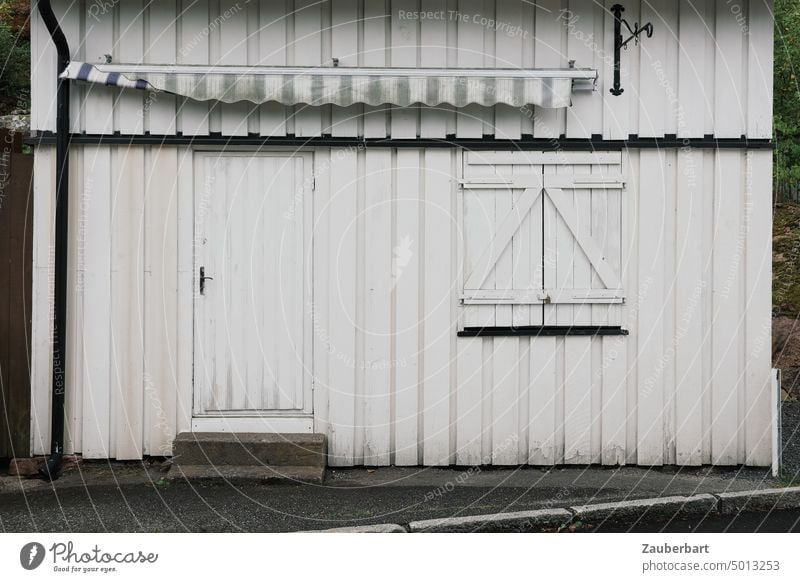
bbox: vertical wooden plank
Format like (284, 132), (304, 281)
(701, 149), (714, 463)
(553, 164), (575, 325)
(219, 0), (250, 136)
(563, 337), (591, 463)
(491, 337), (520, 463)
(175, 147), (194, 438)
(423, 149), (453, 465)
(64, 149), (83, 454)
(259, 0), (288, 135)
(623, 150), (638, 464)
(711, 150), (743, 464)
(30, 6), (57, 132)
(312, 149), (330, 435)
(179, 0), (211, 136)
(143, 148), (178, 455)
(79, 147), (112, 457)
(390, 0), (419, 138)
(223, 156), (240, 410)
(511, 169), (535, 327)
(601, 336), (627, 464)
(294, 0), (323, 137)
(363, 150), (392, 465)
(456, 0), (484, 138)
(111, 147), (145, 460)
(394, 150), (421, 465)
(744, 149), (773, 465)
(30, 148), (55, 455)
(362, 1), (388, 138)
(590, 166), (609, 326)
(529, 337), (557, 464)
(50, 0), (82, 133)
(456, 337), (483, 464)
(494, 171), (513, 327)
(678, 0), (707, 138)
(276, 157), (304, 410)
(118, 0), (145, 135)
(661, 0), (680, 136)
(83, 1), (114, 134)
(747, 0), (774, 139)
(714, 0), (746, 138)
(327, 147), (358, 465)
(675, 147), (704, 465)
(330, 0), (360, 136)
(637, 149), (665, 465)
(493, 0), (522, 139)
(420, 0), (449, 138)
(573, 166), (592, 325)
(146, 0), (177, 134)
(662, 150), (677, 464)
(566, 0), (599, 138)
(638, 0), (667, 137)
(533, 0), (564, 138)
(543, 162), (558, 325)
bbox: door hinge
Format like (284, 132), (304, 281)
(311, 176), (316, 191)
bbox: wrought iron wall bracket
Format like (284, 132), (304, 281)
(610, 4), (654, 96)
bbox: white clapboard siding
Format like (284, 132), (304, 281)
(179, 0), (211, 136)
(32, 1), (771, 141)
(145, 0), (177, 134)
(111, 146), (146, 460)
(143, 148), (179, 455)
(31, 145), (773, 468)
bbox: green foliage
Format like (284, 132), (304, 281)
(0, 0), (30, 41)
(0, 0), (29, 115)
(775, 0), (800, 191)
(0, 20), (30, 113)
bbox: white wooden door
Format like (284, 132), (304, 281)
(192, 152), (313, 432)
(460, 151), (625, 329)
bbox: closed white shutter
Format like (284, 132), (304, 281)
(460, 151), (625, 330)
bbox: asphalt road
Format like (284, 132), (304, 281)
(0, 463), (783, 533)
(0, 480), (614, 532)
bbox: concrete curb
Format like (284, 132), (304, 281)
(408, 508), (572, 533)
(303, 487), (800, 533)
(570, 494), (717, 523)
(716, 486), (800, 514)
(311, 524), (408, 533)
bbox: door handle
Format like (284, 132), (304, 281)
(199, 266), (214, 295)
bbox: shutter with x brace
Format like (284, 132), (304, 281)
(460, 151), (625, 329)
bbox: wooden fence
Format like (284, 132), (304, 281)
(0, 128), (32, 458)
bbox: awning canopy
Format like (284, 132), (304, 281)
(61, 62), (597, 109)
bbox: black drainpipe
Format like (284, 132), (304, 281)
(36, 0), (71, 480)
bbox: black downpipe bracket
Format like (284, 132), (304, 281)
(610, 4), (654, 96)
(37, 0), (71, 480)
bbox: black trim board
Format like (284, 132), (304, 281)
(26, 132), (773, 150)
(457, 326), (630, 338)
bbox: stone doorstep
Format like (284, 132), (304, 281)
(172, 432), (327, 469)
(167, 464), (326, 485)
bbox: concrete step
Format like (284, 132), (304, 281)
(172, 432), (327, 471)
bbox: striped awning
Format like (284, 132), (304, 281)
(61, 62), (597, 109)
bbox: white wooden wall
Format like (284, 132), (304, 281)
(31, 145), (774, 465)
(31, 0), (774, 140)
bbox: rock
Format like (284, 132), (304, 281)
(8, 458), (42, 477)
